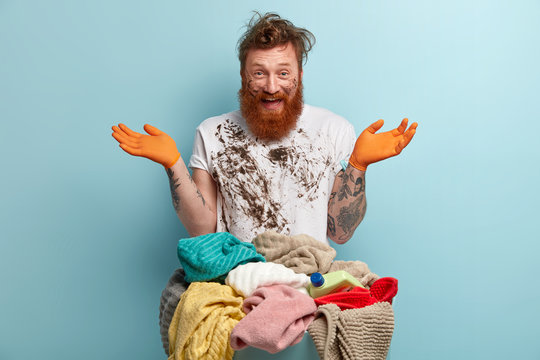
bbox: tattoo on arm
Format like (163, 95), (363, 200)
(336, 194), (366, 241)
(329, 191), (337, 201)
(169, 168), (207, 208)
(352, 176), (365, 196)
(328, 167), (367, 240)
(196, 189), (206, 207)
(327, 214), (336, 237)
(187, 171), (207, 207)
(167, 168), (181, 212)
(336, 171), (352, 201)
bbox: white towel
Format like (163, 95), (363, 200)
(225, 262), (310, 297)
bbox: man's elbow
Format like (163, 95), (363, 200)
(183, 213), (217, 237)
(327, 231), (353, 245)
(187, 226), (216, 238)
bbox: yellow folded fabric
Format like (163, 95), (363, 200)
(168, 282), (245, 360)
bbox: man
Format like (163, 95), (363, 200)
(111, 13), (417, 245)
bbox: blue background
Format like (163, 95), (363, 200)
(1, 0), (539, 359)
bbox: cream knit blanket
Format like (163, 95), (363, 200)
(308, 302), (394, 360)
(225, 262), (310, 297)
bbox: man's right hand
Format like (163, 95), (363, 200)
(111, 123), (181, 168)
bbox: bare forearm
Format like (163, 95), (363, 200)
(166, 159), (216, 236)
(327, 165), (367, 244)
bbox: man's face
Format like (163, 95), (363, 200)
(239, 42), (304, 140)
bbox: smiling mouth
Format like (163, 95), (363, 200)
(260, 98), (283, 110)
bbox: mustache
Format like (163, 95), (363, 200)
(255, 91), (289, 102)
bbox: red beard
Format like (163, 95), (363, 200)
(238, 80), (304, 141)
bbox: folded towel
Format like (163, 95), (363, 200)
(230, 284), (317, 354)
(159, 268), (189, 355)
(168, 282), (245, 360)
(328, 260), (379, 288)
(225, 262), (310, 297)
(177, 232), (265, 282)
(314, 277), (398, 310)
(308, 302), (394, 360)
(252, 231), (336, 275)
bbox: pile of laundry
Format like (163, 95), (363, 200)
(159, 230), (397, 360)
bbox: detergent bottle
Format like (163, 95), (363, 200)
(307, 270), (364, 298)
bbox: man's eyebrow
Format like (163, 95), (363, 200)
(251, 62), (293, 67)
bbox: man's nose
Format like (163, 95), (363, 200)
(263, 75), (279, 94)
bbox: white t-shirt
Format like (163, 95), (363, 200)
(189, 104), (356, 244)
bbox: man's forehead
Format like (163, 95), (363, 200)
(245, 43), (298, 67)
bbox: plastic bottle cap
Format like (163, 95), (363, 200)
(310, 272), (324, 287)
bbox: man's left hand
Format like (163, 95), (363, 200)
(349, 118), (418, 171)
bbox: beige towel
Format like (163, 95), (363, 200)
(252, 231), (336, 274)
(308, 303), (394, 360)
(328, 260), (380, 288)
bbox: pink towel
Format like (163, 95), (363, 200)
(230, 284), (317, 353)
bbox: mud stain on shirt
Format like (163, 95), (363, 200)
(265, 139), (332, 202)
(213, 121), (288, 232)
(211, 119), (333, 234)
(268, 146), (290, 163)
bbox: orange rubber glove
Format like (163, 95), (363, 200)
(111, 123), (181, 169)
(349, 118), (418, 171)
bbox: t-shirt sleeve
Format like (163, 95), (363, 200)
(333, 121), (356, 174)
(188, 125), (211, 174)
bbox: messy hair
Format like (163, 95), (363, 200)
(237, 12), (316, 71)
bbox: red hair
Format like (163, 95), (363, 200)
(237, 12), (316, 71)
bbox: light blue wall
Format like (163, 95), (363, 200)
(1, 0), (539, 359)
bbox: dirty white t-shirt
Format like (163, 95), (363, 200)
(188, 104), (356, 244)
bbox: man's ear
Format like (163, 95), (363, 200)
(240, 68), (246, 84)
(300, 69), (303, 82)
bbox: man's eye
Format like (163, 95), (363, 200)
(254, 71), (263, 76)
(280, 72), (289, 76)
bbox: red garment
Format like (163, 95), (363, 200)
(314, 277), (398, 310)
